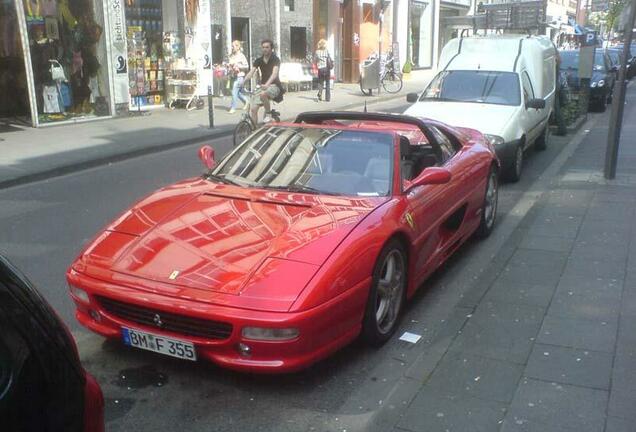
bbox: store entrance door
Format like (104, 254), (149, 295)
(231, 18), (251, 62)
(341, 0), (360, 83)
(0, 1), (32, 127)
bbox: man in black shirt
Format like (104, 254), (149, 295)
(243, 39), (284, 124)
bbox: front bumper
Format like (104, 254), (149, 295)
(590, 86), (610, 103)
(67, 270), (369, 373)
(493, 139), (521, 169)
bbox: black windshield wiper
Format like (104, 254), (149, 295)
(205, 173), (242, 186)
(262, 184), (338, 195)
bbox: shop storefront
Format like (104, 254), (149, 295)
(408, 0), (434, 69)
(0, 0), (212, 127)
(437, 0), (470, 57)
(122, 0), (211, 111)
(0, 0), (112, 126)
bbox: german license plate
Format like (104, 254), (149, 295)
(122, 327), (197, 361)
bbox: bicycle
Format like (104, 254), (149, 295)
(233, 87), (281, 147)
(360, 51), (404, 95)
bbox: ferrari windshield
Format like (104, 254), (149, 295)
(420, 70), (521, 106)
(210, 127), (394, 196)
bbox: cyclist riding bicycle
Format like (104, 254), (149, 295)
(242, 39), (285, 124)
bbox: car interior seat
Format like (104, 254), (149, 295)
(399, 136), (415, 181)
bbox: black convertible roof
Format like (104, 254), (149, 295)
(294, 111), (432, 132)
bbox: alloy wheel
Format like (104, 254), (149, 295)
(484, 170), (498, 230)
(375, 249), (405, 334)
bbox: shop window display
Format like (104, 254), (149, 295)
(22, 0), (110, 123)
(0, 0), (30, 123)
(125, 0), (165, 109)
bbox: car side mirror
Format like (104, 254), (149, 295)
(405, 167), (452, 192)
(526, 98), (545, 110)
(198, 145), (216, 169)
(406, 92), (419, 103)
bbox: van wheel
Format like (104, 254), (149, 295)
(504, 143), (523, 183)
(535, 127), (549, 151)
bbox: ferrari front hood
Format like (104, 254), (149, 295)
(102, 190), (382, 296)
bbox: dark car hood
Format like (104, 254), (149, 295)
(560, 68), (608, 89)
(78, 178), (385, 296)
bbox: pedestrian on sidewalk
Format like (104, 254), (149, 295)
(228, 40), (249, 114)
(314, 39), (333, 102)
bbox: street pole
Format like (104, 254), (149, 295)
(208, 85), (215, 128)
(604, 2), (636, 179)
(378, 6), (383, 95)
(275, 0), (281, 56)
(225, 0), (232, 58)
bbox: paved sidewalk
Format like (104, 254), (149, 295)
(387, 86), (636, 432)
(0, 71), (434, 189)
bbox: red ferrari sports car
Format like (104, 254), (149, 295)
(67, 112), (499, 373)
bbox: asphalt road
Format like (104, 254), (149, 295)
(0, 98), (586, 431)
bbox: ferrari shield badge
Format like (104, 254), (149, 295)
(168, 270), (180, 280)
(405, 213), (415, 230)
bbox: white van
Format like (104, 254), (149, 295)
(404, 35), (557, 181)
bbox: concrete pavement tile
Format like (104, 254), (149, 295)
(526, 214), (583, 239)
(577, 219), (632, 239)
(396, 389), (507, 432)
(619, 291), (636, 317)
(555, 275), (623, 302)
(404, 347), (446, 383)
(499, 250), (568, 286)
(617, 317), (636, 349)
(614, 342), (636, 374)
(547, 291), (620, 321)
(575, 229), (630, 248)
(610, 366), (636, 393)
(608, 387), (636, 421)
(545, 190), (595, 208)
(500, 418), (578, 432)
(424, 352), (523, 403)
(508, 249), (570, 268)
(569, 241), (630, 261)
(604, 416), (635, 432)
(525, 344), (612, 390)
(519, 236), (575, 253)
(449, 302), (544, 364)
(560, 260), (625, 283)
(533, 206), (588, 220)
(483, 278), (556, 308)
(367, 377), (423, 432)
(537, 316), (617, 353)
(567, 249), (627, 270)
(504, 378), (608, 432)
(585, 202), (635, 222)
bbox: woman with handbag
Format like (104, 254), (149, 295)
(228, 40), (249, 113)
(313, 39), (333, 102)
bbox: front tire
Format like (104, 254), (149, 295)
(475, 166), (499, 239)
(233, 120), (254, 147)
(362, 239), (407, 346)
(504, 142), (523, 183)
